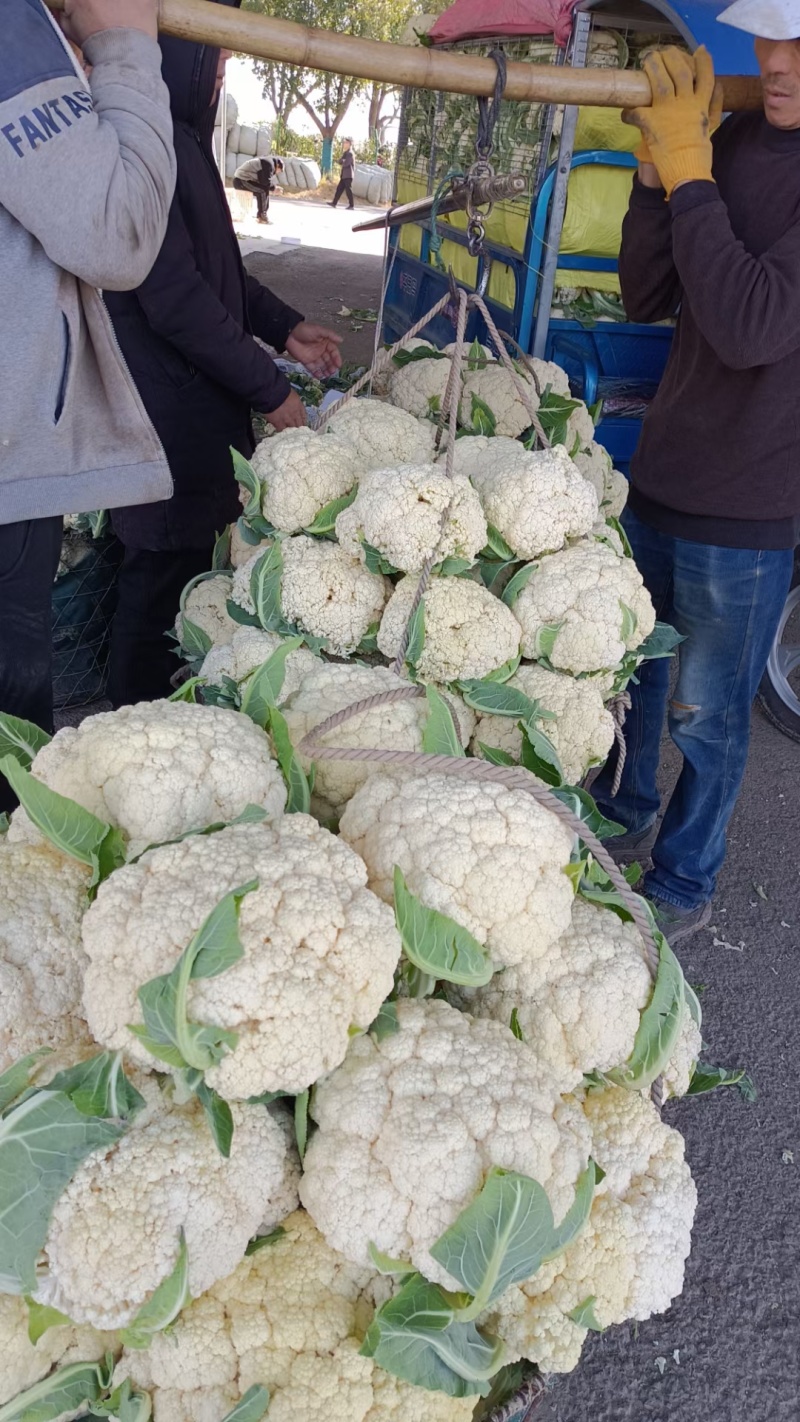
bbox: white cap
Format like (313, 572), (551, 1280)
(718, 0), (800, 39)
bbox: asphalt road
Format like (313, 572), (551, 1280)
(538, 704), (800, 1422)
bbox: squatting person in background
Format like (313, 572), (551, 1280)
(105, 0), (343, 707)
(592, 3), (800, 940)
(233, 153), (284, 224)
(0, 0), (176, 815)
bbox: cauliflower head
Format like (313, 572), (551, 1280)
(662, 1004), (703, 1100)
(335, 464), (487, 574)
(117, 1210), (473, 1422)
(445, 434), (529, 483)
(566, 401), (595, 452)
(8, 702), (286, 859)
(229, 523), (273, 570)
(300, 999), (590, 1283)
(177, 575), (237, 649)
(339, 771), (575, 970)
(250, 428), (361, 534)
(0, 841), (93, 1073)
(37, 1084), (298, 1331)
(326, 397), (437, 470)
(231, 541), (390, 657)
(377, 574), (522, 683)
(471, 662), (615, 785)
(388, 355), (451, 420)
(453, 898), (654, 1090)
(81, 818), (401, 1099)
(469, 442), (598, 560)
(0, 1293), (115, 1408)
(280, 662), (474, 822)
(511, 541), (656, 675)
(485, 1087), (696, 1372)
(459, 366), (540, 439)
(200, 626), (319, 700)
(572, 442), (628, 519)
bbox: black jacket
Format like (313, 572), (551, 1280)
(340, 147), (355, 177)
(106, 0), (303, 551)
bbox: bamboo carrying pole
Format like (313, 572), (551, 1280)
(47, 0), (763, 111)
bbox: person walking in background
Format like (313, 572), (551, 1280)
(329, 137), (355, 209)
(104, 5), (342, 708)
(0, 0), (176, 814)
(233, 154), (283, 223)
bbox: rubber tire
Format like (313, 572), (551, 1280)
(757, 551), (800, 743)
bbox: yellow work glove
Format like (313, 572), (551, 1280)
(623, 46), (723, 198)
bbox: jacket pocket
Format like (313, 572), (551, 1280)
(54, 311), (72, 425)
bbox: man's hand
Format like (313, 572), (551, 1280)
(62, 0), (159, 45)
(623, 46), (723, 198)
(266, 389), (308, 431)
(285, 321), (343, 379)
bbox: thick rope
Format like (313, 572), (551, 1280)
(299, 685), (660, 978)
(608, 690), (632, 798)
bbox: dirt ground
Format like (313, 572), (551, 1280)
(244, 244), (386, 367)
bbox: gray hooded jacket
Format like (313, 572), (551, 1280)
(0, 0), (177, 525)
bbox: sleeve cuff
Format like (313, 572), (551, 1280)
(274, 307), (305, 352)
(630, 174), (667, 207)
(669, 180), (720, 217)
(82, 28), (163, 69)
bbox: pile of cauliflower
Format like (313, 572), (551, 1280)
(0, 343), (711, 1422)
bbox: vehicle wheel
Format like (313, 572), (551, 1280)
(757, 553), (800, 743)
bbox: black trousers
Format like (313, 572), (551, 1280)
(0, 516), (63, 812)
(331, 174), (354, 209)
(107, 545), (214, 708)
(233, 175), (270, 219)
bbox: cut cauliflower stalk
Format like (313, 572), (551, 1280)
(115, 1210), (474, 1422)
(300, 999), (590, 1282)
(336, 464), (487, 574)
(81, 818), (401, 1100)
(281, 662), (474, 822)
(250, 428), (362, 534)
(339, 770), (575, 969)
(7, 702), (286, 859)
(511, 540), (656, 675)
(326, 396), (437, 470)
(35, 1080), (299, 1332)
(471, 662), (615, 785)
(377, 573), (521, 683)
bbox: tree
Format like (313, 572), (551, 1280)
(243, 0), (416, 173)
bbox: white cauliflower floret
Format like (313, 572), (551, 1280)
(335, 464), (487, 573)
(469, 442), (598, 560)
(459, 365), (540, 438)
(511, 541), (656, 675)
(117, 1211), (473, 1422)
(8, 702), (286, 859)
(445, 434), (529, 483)
(300, 999), (590, 1282)
(326, 397), (437, 470)
(231, 541), (390, 657)
(0, 1293), (115, 1408)
(250, 428), (361, 534)
(281, 662), (474, 821)
(81, 818), (401, 1100)
(566, 400), (595, 452)
(471, 662), (615, 784)
(377, 573), (521, 682)
(0, 841), (93, 1073)
(339, 771), (575, 969)
(573, 442), (628, 518)
(177, 575), (237, 649)
(200, 626), (318, 699)
(444, 340), (494, 363)
(662, 1005), (703, 1100)
(37, 1087), (298, 1331)
(453, 898), (654, 1090)
(529, 358), (572, 397)
(388, 354), (451, 420)
(229, 523), (273, 570)
(486, 1087), (696, 1370)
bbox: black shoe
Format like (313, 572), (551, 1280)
(602, 822), (658, 865)
(651, 899), (713, 943)
(328, 201), (337, 207)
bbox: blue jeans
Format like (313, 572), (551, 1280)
(592, 508), (794, 910)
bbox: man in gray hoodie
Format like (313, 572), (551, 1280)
(0, 0), (177, 806)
